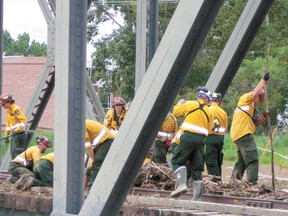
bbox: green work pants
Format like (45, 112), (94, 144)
(171, 142), (193, 181)
(33, 159), (53, 187)
(231, 134), (259, 185)
(88, 139), (113, 187)
(8, 161), (34, 181)
(152, 140), (168, 164)
(205, 135), (224, 179)
(171, 131), (205, 181)
(11, 131), (27, 159)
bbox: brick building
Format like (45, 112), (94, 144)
(1, 56), (55, 130)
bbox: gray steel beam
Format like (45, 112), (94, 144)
(205, 0), (274, 96)
(86, 73), (105, 122)
(52, 0), (87, 214)
(79, 0), (224, 215)
(135, 0), (147, 91)
(147, 0), (158, 66)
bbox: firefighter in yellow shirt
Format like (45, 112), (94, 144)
(230, 72), (270, 186)
(205, 93), (228, 182)
(85, 119), (116, 188)
(152, 112), (178, 165)
(0, 93), (28, 159)
(104, 97), (127, 132)
(15, 152), (55, 190)
(171, 87), (214, 200)
(8, 136), (51, 184)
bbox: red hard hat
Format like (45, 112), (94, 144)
(113, 97), (126, 106)
(0, 93), (12, 105)
(36, 136), (52, 148)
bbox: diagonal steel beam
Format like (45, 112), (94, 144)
(205, 0), (274, 96)
(80, 0), (224, 215)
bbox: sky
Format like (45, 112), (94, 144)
(2, 0), (117, 63)
(3, 0), (47, 43)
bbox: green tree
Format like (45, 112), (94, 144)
(88, 0), (288, 129)
(3, 30), (47, 56)
(27, 40), (47, 56)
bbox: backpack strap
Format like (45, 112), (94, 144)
(237, 106), (253, 120)
(185, 101), (209, 123)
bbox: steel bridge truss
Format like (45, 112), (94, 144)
(0, 0), (274, 215)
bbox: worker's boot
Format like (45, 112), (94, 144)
(171, 166), (188, 198)
(14, 175), (30, 189)
(192, 180), (203, 201)
(6, 176), (18, 184)
(22, 176), (35, 190)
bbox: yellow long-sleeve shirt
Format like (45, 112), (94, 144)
(103, 108), (127, 131)
(171, 130), (183, 145)
(209, 104), (228, 136)
(12, 146), (41, 166)
(85, 119), (116, 149)
(5, 103), (27, 136)
(173, 99), (214, 137)
(230, 92), (256, 141)
(156, 112), (178, 141)
(160, 112), (178, 133)
(41, 152), (54, 164)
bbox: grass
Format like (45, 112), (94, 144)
(1, 129), (54, 158)
(223, 131), (288, 168)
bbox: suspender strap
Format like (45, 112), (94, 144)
(185, 101), (209, 123)
(237, 106), (253, 120)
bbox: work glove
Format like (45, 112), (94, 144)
(87, 158), (93, 169)
(263, 111), (271, 118)
(262, 71), (270, 81)
(5, 138), (9, 144)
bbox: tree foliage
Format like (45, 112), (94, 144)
(3, 30), (47, 56)
(88, 0), (288, 128)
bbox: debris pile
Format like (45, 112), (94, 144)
(133, 163), (288, 201)
(133, 162), (175, 191)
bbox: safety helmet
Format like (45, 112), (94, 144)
(0, 93), (12, 105)
(196, 87), (211, 101)
(36, 136), (52, 148)
(112, 97), (126, 106)
(211, 93), (222, 102)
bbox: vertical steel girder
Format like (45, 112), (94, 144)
(80, 1), (224, 215)
(205, 0), (274, 96)
(135, 0), (147, 91)
(52, 0), (87, 215)
(148, 0), (159, 66)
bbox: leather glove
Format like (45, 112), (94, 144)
(263, 111), (270, 118)
(5, 138), (9, 144)
(87, 158), (93, 169)
(263, 72), (270, 81)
